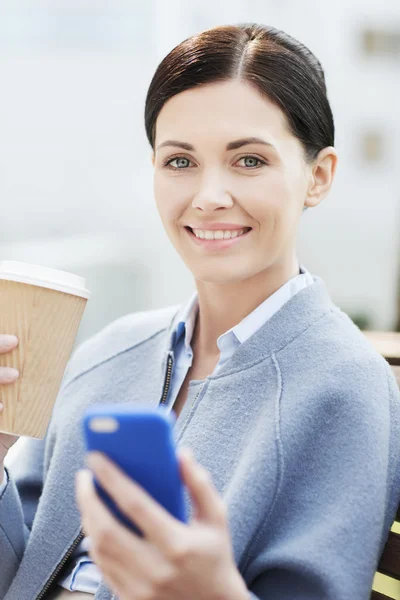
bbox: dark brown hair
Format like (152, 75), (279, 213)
(144, 23), (335, 162)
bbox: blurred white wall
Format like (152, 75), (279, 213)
(0, 0), (398, 342)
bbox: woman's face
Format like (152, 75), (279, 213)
(152, 79), (332, 284)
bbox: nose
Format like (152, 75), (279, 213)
(191, 175), (234, 212)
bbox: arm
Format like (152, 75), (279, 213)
(243, 356), (400, 600)
(0, 436), (46, 597)
(0, 333), (95, 597)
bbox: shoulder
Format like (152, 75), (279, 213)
(61, 303), (180, 388)
(320, 308), (394, 383)
(276, 308), (400, 488)
(279, 305), (399, 409)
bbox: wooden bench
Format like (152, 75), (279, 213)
(371, 364), (400, 599)
(364, 332), (400, 367)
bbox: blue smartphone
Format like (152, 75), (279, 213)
(82, 404), (188, 536)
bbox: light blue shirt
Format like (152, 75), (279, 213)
(46, 265), (313, 592)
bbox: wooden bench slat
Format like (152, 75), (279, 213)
(364, 332), (400, 366)
(377, 532), (400, 580)
(390, 366), (400, 387)
(371, 591), (396, 600)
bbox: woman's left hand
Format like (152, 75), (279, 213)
(75, 448), (249, 600)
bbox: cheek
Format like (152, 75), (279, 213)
(242, 170), (290, 210)
(244, 189), (284, 231)
(254, 171), (303, 220)
(153, 176), (188, 233)
(245, 183), (299, 250)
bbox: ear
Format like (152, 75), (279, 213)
(151, 152), (155, 166)
(304, 147), (338, 208)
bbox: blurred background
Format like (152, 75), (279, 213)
(1, 1), (399, 596)
(0, 0), (399, 346)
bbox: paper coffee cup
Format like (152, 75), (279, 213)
(0, 261), (91, 438)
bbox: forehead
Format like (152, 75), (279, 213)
(154, 79), (291, 148)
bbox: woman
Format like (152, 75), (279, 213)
(0, 23), (399, 600)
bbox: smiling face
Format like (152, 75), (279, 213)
(152, 79), (333, 285)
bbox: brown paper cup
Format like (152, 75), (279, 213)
(0, 262), (91, 438)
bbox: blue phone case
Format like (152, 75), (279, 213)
(82, 404), (188, 535)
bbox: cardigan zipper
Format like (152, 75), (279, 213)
(160, 352), (206, 409)
(159, 353), (174, 404)
(36, 351), (174, 598)
(35, 530), (84, 599)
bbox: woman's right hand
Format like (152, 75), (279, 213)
(0, 335), (20, 464)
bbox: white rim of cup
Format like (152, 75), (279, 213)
(0, 261), (91, 299)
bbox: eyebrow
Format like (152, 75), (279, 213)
(156, 137), (277, 152)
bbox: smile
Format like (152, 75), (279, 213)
(185, 226), (252, 249)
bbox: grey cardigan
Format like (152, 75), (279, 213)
(1, 275), (400, 600)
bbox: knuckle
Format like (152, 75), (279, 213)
(197, 467), (212, 484)
(215, 500), (228, 522)
(88, 546), (102, 566)
(168, 539), (191, 563)
(94, 524), (115, 551)
(122, 495), (142, 518)
(137, 585), (154, 600)
(152, 566), (176, 592)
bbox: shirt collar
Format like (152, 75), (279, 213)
(173, 291), (198, 351)
(231, 265), (312, 344)
(172, 265), (312, 351)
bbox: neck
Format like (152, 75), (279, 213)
(192, 254), (300, 358)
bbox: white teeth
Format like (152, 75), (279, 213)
(191, 228), (247, 240)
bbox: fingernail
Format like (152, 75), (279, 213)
(1, 367), (19, 379)
(0, 335), (18, 347)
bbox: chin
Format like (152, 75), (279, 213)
(190, 263), (258, 286)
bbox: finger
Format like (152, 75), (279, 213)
(0, 335), (19, 385)
(75, 470), (156, 577)
(0, 335), (18, 353)
(75, 470), (144, 556)
(0, 366), (19, 384)
(86, 452), (183, 550)
(95, 556), (142, 600)
(178, 449), (226, 526)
